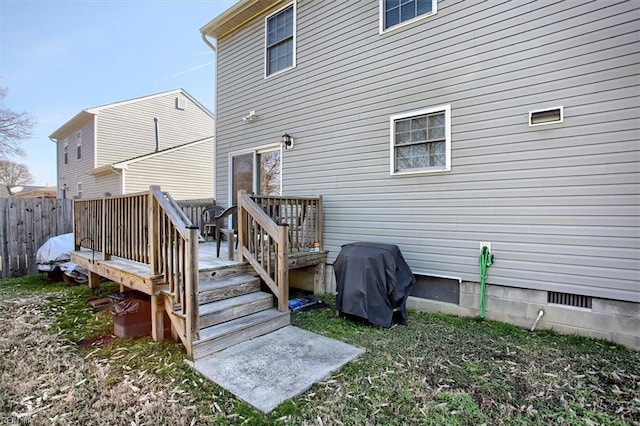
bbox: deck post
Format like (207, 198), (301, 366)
(316, 195), (323, 250)
(237, 190), (246, 261)
(150, 294), (164, 342)
(101, 198), (111, 260)
(88, 271), (100, 291)
(148, 186), (159, 275)
(184, 225), (199, 358)
(277, 223), (289, 312)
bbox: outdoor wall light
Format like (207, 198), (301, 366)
(281, 133), (294, 150)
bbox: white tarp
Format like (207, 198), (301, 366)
(36, 233), (74, 272)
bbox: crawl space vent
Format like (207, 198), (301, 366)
(175, 97), (186, 110)
(529, 106), (563, 126)
(548, 291), (592, 309)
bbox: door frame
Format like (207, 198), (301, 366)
(228, 143), (282, 207)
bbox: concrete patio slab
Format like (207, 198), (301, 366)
(190, 326), (364, 413)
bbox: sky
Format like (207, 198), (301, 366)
(0, 0), (236, 186)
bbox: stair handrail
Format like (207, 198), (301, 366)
(149, 186), (199, 353)
(237, 191), (289, 311)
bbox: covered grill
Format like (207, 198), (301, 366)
(335, 242), (415, 328)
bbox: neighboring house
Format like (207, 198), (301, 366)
(201, 1), (640, 349)
(49, 89), (214, 200)
(9, 185), (57, 199)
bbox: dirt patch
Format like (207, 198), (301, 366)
(0, 296), (210, 425)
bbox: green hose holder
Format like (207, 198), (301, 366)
(478, 246), (493, 319)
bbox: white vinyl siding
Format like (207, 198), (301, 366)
(123, 138), (214, 200)
(265, 2), (296, 77)
(95, 91), (213, 166)
(214, 0), (639, 303)
(57, 119), (95, 199)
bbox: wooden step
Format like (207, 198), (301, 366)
(198, 263), (256, 281)
(193, 309), (290, 360)
(198, 274), (261, 305)
(198, 291), (274, 329)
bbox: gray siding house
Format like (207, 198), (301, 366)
(50, 89), (215, 200)
(201, 0), (639, 349)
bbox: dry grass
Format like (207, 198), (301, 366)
(0, 276), (638, 425)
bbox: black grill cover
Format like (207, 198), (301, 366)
(335, 242), (416, 328)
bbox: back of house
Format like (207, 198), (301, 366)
(202, 0), (639, 349)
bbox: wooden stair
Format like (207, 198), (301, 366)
(190, 264), (290, 361)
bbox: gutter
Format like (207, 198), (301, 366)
(201, 33), (217, 53)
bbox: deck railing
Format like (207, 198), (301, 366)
(251, 194), (323, 251)
(73, 186), (199, 355)
(149, 187), (199, 351)
(237, 192), (323, 311)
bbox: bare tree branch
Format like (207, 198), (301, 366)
(0, 87), (36, 158)
(0, 160), (34, 186)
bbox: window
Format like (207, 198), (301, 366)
(380, 0), (437, 32)
(265, 3), (295, 77)
(63, 139), (68, 165)
(76, 182), (83, 199)
(76, 131), (82, 159)
(390, 105), (451, 175)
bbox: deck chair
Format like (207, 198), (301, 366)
(215, 205), (238, 260)
(200, 206), (224, 241)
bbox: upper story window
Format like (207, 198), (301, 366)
(63, 139), (68, 165)
(265, 2), (295, 77)
(380, 0), (437, 32)
(390, 105), (451, 175)
(76, 131), (82, 159)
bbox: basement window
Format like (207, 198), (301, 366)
(529, 106), (563, 126)
(548, 291), (592, 309)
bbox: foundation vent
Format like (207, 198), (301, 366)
(529, 106), (563, 126)
(548, 291), (592, 309)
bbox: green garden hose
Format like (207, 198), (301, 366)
(478, 246), (493, 319)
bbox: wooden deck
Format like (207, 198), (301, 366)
(71, 242), (327, 347)
(71, 188), (326, 358)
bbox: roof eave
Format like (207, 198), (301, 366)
(200, 0), (284, 39)
(49, 110), (95, 141)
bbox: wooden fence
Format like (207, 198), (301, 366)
(0, 198), (73, 277)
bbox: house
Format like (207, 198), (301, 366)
(201, 0), (640, 349)
(49, 89), (214, 200)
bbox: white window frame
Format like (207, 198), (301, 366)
(76, 182), (83, 199)
(379, 0), (438, 34)
(63, 139), (69, 165)
(389, 104), (451, 176)
(264, 1), (296, 79)
(76, 131), (82, 160)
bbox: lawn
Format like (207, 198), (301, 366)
(0, 274), (638, 425)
